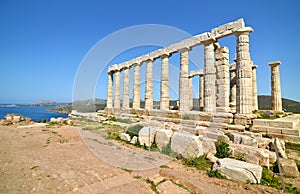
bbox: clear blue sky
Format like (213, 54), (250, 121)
(1, 0), (300, 104)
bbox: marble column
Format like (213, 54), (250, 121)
(107, 72), (113, 108)
(252, 64), (258, 111)
(269, 61), (282, 111)
(203, 41), (216, 112)
(199, 75), (204, 108)
(133, 63), (140, 109)
(122, 67), (130, 109)
(229, 64), (237, 113)
(179, 48), (190, 112)
(235, 28), (253, 114)
(189, 77), (193, 110)
(145, 60), (153, 110)
(160, 55), (169, 110)
(114, 70), (121, 109)
(215, 46), (230, 112)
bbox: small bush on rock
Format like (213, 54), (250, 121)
(215, 140), (231, 158)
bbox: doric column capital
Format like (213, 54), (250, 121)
(269, 61), (281, 67)
(178, 47), (191, 53)
(234, 27), (254, 36)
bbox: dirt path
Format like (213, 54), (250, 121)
(0, 125), (282, 194)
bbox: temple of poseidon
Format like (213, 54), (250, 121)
(103, 18), (300, 145)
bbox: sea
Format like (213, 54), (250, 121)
(0, 104), (68, 122)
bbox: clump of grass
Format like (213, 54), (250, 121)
(126, 124), (143, 138)
(207, 170), (226, 179)
(31, 165), (39, 170)
(150, 142), (160, 152)
(58, 138), (69, 144)
(182, 155), (211, 171)
(102, 123), (124, 140)
(133, 175), (142, 179)
(261, 167), (300, 193)
(215, 140), (232, 158)
(121, 168), (132, 173)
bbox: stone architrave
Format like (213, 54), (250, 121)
(133, 63), (140, 109)
(145, 60), (153, 110)
(252, 64), (258, 111)
(229, 63), (237, 112)
(160, 55), (170, 110)
(212, 158), (262, 184)
(235, 27), (253, 114)
(114, 70), (121, 109)
(199, 75), (204, 108)
(215, 46), (230, 112)
(122, 67), (130, 109)
(107, 73), (113, 108)
(179, 48), (190, 112)
(269, 61), (282, 111)
(203, 40), (216, 112)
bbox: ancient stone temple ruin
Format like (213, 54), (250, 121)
(102, 19), (300, 183)
(105, 19), (261, 121)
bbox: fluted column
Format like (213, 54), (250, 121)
(122, 67), (130, 109)
(215, 46), (230, 112)
(203, 40), (216, 112)
(229, 63), (237, 113)
(189, 77), (193, 110)
(160, 55), (169, 110)
(269, 61), (282, 111)
(107, 72), (113, 108)
(235, 28), (253, 114)
(179, 48), (190, 111)
(133, 63), (140, 109)
(252, 64), (258, 111)
(145, 60), (153, 110)
(114, 70), (121, 109)
(199, 75), (204, 108)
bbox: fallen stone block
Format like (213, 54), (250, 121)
(230, 143), (270, 168)
(155, 129), (173, 150)
(230, 133), (258, 147)
(130, 136), (138, 144)
(256, 137), (272, 149)
(212, 158), (262, 184)
(138, 126), (157, 147)
(119, 133), (131, 142)
(170, 132), (203, 158)
(280, 158), (299, 177)
(270, 138), (287, 159)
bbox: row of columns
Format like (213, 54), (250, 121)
(107, 28), (259, 114)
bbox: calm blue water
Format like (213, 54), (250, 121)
(0, 105), (68, 121)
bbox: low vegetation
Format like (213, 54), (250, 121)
(126, 124), (143, 138)
(215, 140), (232, 158)
(182, 155), (211, 171)
(261, 167), (300, 193)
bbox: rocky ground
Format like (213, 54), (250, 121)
(0, 124), (286, 194)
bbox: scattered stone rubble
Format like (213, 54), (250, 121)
(116, 120), (299, 183)
(0, 114), (31, 125)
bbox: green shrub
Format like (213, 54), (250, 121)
(126, 124), (143, 138)
(215, 140), (232, 158)
(182, 155), (212, 171)
(207, 170), (226, 179)
(108, 116), (117, 121)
